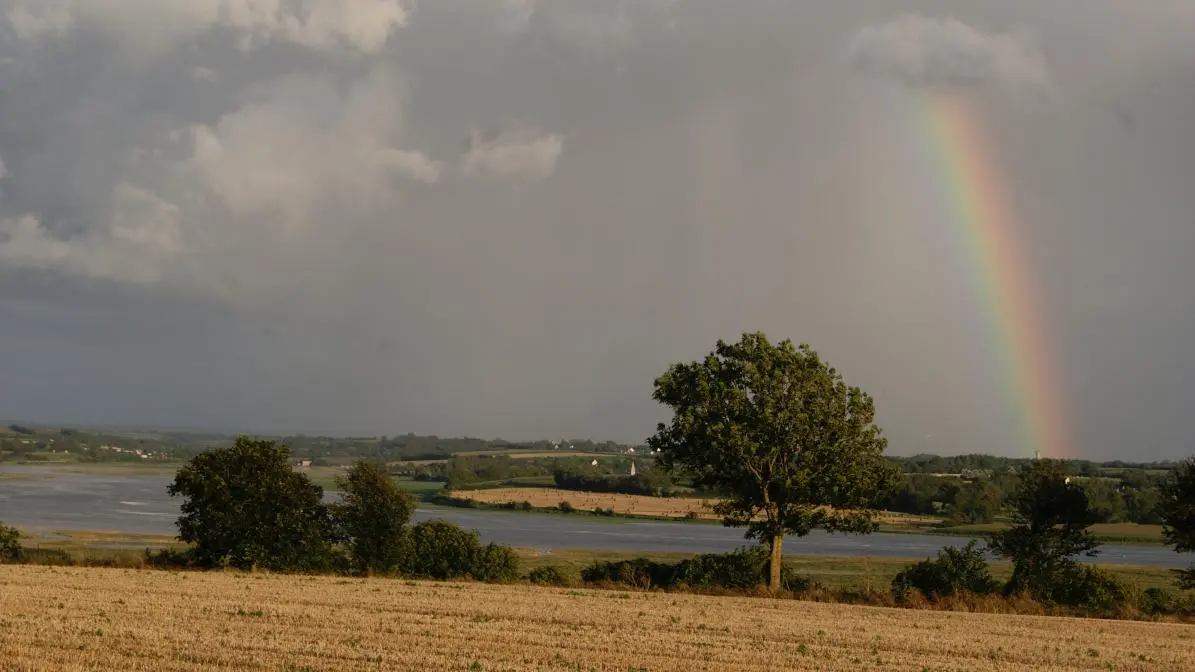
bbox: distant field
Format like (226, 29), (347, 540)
(452, 449), (608, 459)
(3, 566), (1193, 671)
(454, 487), (941, 527)
(458, 487), (719, 519)
(932, 521), (1166, 544)
(396, 478), (445, 494)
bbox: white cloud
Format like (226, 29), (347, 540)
(463, 129), (564, 182)
(184, 67), (437, 230)
(847, 14), (1050, 92)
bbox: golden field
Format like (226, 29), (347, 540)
(454, 487), (937, 526)
(3, 566), (1193, 671)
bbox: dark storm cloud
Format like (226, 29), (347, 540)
(1, 1), (1194, 459)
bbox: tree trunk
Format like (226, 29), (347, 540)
(768, 533), (784, 592)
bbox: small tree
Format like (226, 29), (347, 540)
(648, 332), (895, 591)
(1160, 457), (1195, 589)
(401, 519), (519, 582)
(988, 459), (1100, 599)
(891, 540), (999, 601)
(332, 460), (416, 575)
(167, 436), (335, 571)
(0, 520), (22, 562)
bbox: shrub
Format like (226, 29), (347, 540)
(1139, 587), (1174, 615)
(580, 547), (805, 592)
(143, 547), (196, 569)
(1048, 564), (1129, 611)
(527, 565), (575, 586)
(891, 540), (999, 602)
(401, 520), (520, 583)
(403, 520), (483, 580)
(581, 558), (675, 589)
(472, 543), (521, 583)
(0, 521), (22, 563)
(674, 546), (773, 590)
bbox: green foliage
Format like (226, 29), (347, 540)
(1123, 485), (1164, 525)
(1082, 478), (1127, 523)
(1048, 565), (1129, 611)
(1139, 587), (1173, 615)
(142, 547), (196, 568)
(891, 541), (998, 602)
(581, 558), (674, 588)
(1160, 457), (1195, 589)
(526, 565), (576, 586)
(403, 520), (480, 580)
(580, 547), (806, 591)
(648, 332), (894, 590)
(1136, 587), (1195, 616)
(988, 459), (1101, 599)
(673, 546), (794, 590)
(553, 466), (676, 497)
(0, 520), (22, 562)
(947, 481), (1003, 525)
(332, 460), (415, 575)
(471, 543), (521, 583)
(401, 520), (519, 582)
(167, 436), (336, 572)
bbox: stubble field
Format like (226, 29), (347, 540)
(2, 566), (1193, 671)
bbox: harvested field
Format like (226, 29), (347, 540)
(2, 566), (1193, 671)
(454, 487), (938, 525)
(459, 487), (717, 519)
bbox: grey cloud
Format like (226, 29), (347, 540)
(463, 129), (564, 182)
(847, 14), (1050, 92)
(1, 1), (1193, 460)
(4, 0), (409, 55)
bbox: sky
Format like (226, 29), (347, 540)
(1, 1), (1193, 460)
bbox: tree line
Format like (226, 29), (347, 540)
(161, 437), (520, 580)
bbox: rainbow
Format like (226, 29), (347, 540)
(921, 92), (1069, 459)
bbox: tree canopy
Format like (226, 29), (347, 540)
(1160, 457), (1195, 588)
(167, 436), (334, 571)
(648, 332), (894, 590)
(332, 459), (416, 575)
(988, 459), (1101, 598)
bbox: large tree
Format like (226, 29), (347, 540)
(167, 436), (334, 571)
(987, 459), (1100, 598)
(1160, 457), (1195, 588)
(332, 460), (416, 575)
(648, 332), (894, 591)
